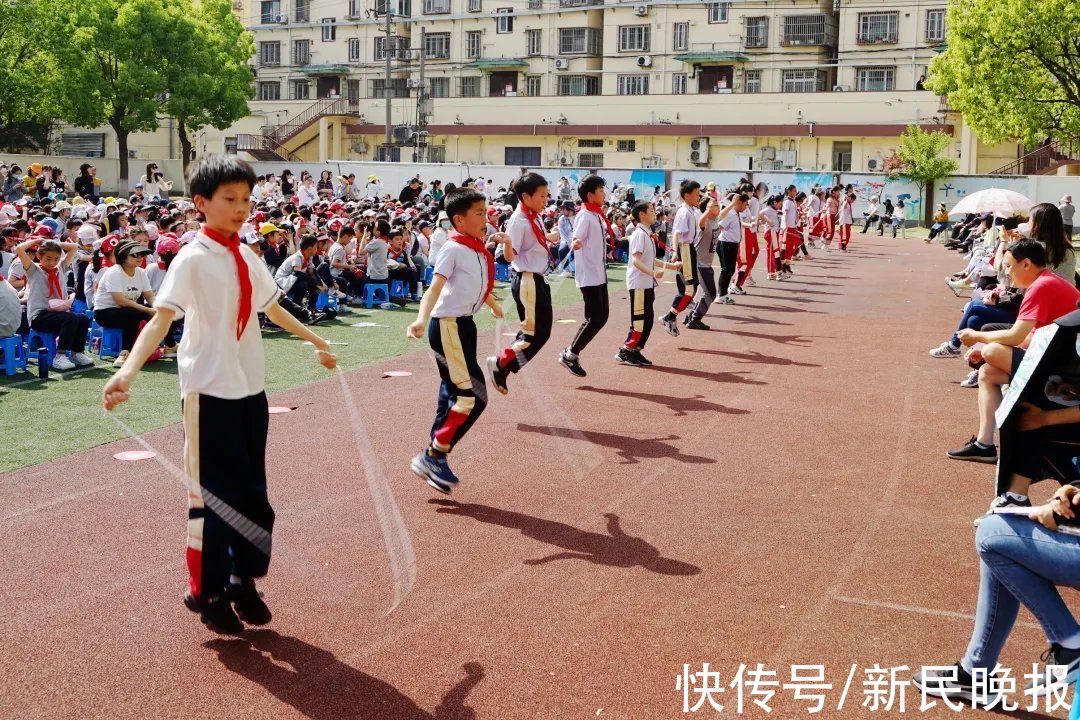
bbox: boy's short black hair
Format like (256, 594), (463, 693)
(374, 219), (391, 236)
(338, 225), (355, 238)
(387, 227), (404, 240)
(1005, 238), (1047, 267)
(37, 240), (62, 257)
(513, 172), (548, 199)
(444, 188), (486, 229)
(679, 180), (701, 198)
(187, 155), (256, 201)
(630, 200), (652, 223)
(299, 235), (318, 251)
(578, 175), (605, 202)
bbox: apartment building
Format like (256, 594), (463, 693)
(138, 0), (1019, 175)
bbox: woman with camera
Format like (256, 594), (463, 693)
(138, 163), (173, 201)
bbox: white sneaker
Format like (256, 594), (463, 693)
(929, 342), (962, 358)
(71, 352), (95, 367)
(717, 296), (736, 305)
(51, 354), (75, 371)
(960, 369), (980, 388)
(112, 351), (129, 369)
(730, 285), (747, 295)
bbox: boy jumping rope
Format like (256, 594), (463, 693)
(408, 188), (507, 493)
(617, 200), (681, 366)
(659, 180), (705, 337)
(102, 156), (337, 635)
(487, 172), (559, 395)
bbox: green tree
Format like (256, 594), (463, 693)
(162, 0), (254, 179)
(53, 0), (174, 189)
(887, 125), (958, 225)
(928, 0), (1080, 147)
(0, 0), (63, 152)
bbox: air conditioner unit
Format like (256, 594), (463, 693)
(689, 150), (708, 165)
(641, 155), (662, 168)
(128, 149), (139, 159)
(867, 158), (879, 171)
(689, 137), (709, 164)
(759, 145), (776, 161)
(833, 84), (849, 92)
(636, 55), (652, 67)
(554, 58), (569, 70)
(232, 0), (243, 9)
(634, 4), (649, 15)
(406, 78), (422, 88)
(689, 136), (708, 151)
(559, 155), (574, 166)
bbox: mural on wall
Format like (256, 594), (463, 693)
(933, 175), (1029, 204)
(528, 168), (666, 202)
(755, 172), (836, 199)
(671, 170), (750, 194)
(841, 173), (924, 221)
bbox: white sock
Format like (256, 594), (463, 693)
(229, 574), (243, 586)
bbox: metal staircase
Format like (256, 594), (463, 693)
(989, 139), (1080, 176)
(236, 97), (361, 161)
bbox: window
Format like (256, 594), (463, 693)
(781, 68), (825, 92)
(370, 78), (409, 97)
(744, 17), (767, 47)
(617, 74), (649, 95)
(857, 12), (898, 43)
(347, 38), (361, 62)
(259, 41), (280, 65)
(672, 73), (687, 94)
(743, 69), (761, 93)
(525, 75), (542, 96)
(925, 9), (945, 42)
(224, 137), (238, 155)
(423, 0), (450, 13)
(526, 29), (541, 56)
(460, 76), (480, 96)
(578, 139), (603, 148)
(672, 22), (689, 51)
(375, 0), (411, 15)
(257, 81), (281, 100)
(578, 153), (604, 168)
(559, 0), (592, 5)
(505, 147), (541, 165)
(618, 25), (649, 53)
(424, 32), (450, 58)
(321, 18), (336, 41)
(375, 36), (408, 60)
(465, 31), (482, 58)
(559, 27), (602, 55)
(260, 0), (280, 23)
(832, 141), (852, 172)
(856, 66), (895, 91)
(617, 140), (636, 153)
(557, 75), (599, 96)
(429, 77), (450, 97)
(289, 79), (310, 100)
(293, 39), (310, 65)
(496, 7), (513, 33)
(468, 0), (481, 10)
(528, 0), (542, 7)
(295, 0), (309, 22)
(347, 0), (363, 16)
(708, 2), (728, 24)
(782, 15), (828, 45)
(347, 79), (361, 98)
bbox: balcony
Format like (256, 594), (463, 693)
(779, 14), (836, 47)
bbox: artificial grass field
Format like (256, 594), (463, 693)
(0, 272), (626, 474)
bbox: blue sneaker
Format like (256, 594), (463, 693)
(411, 451), (459, 494)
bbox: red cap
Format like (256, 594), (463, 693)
(156, 234), (181, 255)
(32, 225), (54, 238)
(100, 235), (120, 253)
(252, 211), (268, 224)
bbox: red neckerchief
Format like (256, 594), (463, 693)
(202, 225), (253, 340)
(157, 261), (166, 270)
(518, 205), (547, 249)
(582, 202), (615, 251)
(448, 230), (494, 302)
(43, 265), (63, 299)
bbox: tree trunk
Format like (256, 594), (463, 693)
(177, 118), (193, 184)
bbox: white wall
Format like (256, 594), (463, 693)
(0, 154), (185, 195)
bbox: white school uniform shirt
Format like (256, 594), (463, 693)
(718, 207), (742, 244)
(93, 264), (151, 311)
(747, 196), (762, 232)
(431, 240), (490, 318)
(507, 208), (550, 274)
(625, 226), (656, 291)
(146, 262), (168, 294)
(571, 209), (608, 288)
(781, 197), (798, 230)
(672, 203), (701, 246)
(762, 206), (780, 235)
(838, 199), (853, 225)
(809, 195), (821, 214)
(155, 232), (281, 400)
(297, 184), (318, 207)
(0, 251), (13, 278)
(326, 243), (347, 278)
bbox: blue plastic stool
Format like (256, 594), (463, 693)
(363, 283), (390, 309)
(98, 327), (123, 360)
(1069, 676), (1079, 720)
(71, 298), (88, 315)
(616, 249), (629, 263)
(0, 335), (27, 376)
(389, 280), (408, 298)
(26, 329), (58, 367)
(495, 264), (511, 282)
(314, 290), (329, 311)
(326, 292), (339, 311)
(423, 266), (434, 285)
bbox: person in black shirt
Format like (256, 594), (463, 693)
(74, 164), (99, 204)
(398, 177), (422, 205)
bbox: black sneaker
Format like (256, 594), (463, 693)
(974, 493), (1033, 526)
(486, 356), (509, 395)
(1026, 644), (1080, 695)
(229, 578), (272, 626)
(615, 348), (645, 366)
(913, 663), (1002, 707)
(307, 311), (329, 325)
(662, 315), (680, 337)
(634, 351), (653, 366)
(185, 591), (244, 635)
(946, 436), (997, 464)
(558, 350), (586, 377)
(686, 319), (710, 331)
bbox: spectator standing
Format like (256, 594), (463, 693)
(1059, 194), (1075, 240)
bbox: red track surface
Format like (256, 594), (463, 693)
(1, 234), (1072, 719)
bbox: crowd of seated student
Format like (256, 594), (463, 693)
(914, 200), (1080, 706)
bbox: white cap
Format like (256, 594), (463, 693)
(1, 205), (18, 217)
(53, 200), (72, 211)
(77, 224), (100, 242)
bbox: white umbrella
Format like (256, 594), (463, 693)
(949, 188), (1034, 217)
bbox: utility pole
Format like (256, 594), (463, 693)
(383, 4), (393, 151)
(416, 28), (426, 163)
